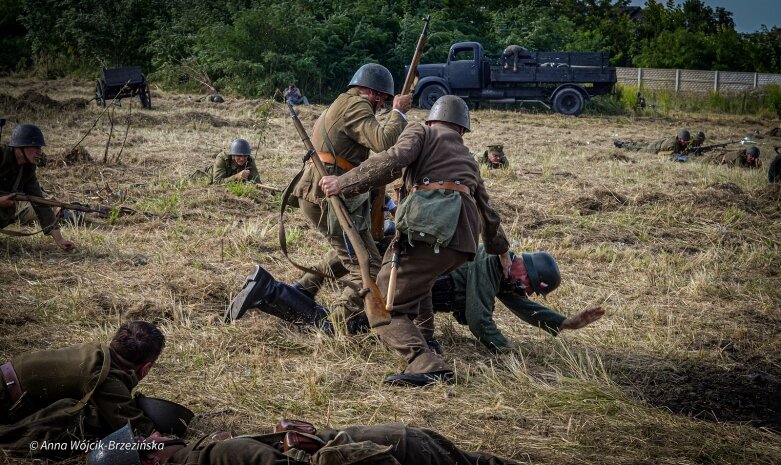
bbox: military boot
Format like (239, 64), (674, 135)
(226, 265), (333, 333)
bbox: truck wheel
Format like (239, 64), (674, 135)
(419, 84), (448, 110)
(552, 88), (584, 116)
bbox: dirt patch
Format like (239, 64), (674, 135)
(632, 191), (672, 205)
(611, 357), (781, 432)
(587, 152), (635, 163)
(574, 188), (629, 214)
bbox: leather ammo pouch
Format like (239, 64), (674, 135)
(274, 418), (317, 435)
(283, 431), (326, 453)
(395, 182), (464, 253)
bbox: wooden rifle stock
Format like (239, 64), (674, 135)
(286, 103), (390, 328)
(1, 191), (107, 217)
(253, 183), (280, 194)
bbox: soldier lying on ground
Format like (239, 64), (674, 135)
(703, 146), (762, 169)
(90, 420), (522, 465)
(0, 320), (166, 458)
(613, 129), (691, 155)
(479, 143), (510, 169)
(0, 124), (75, 250)
(211, 138), (261, 184)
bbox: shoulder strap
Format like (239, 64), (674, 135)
(64, 343), (113, 415)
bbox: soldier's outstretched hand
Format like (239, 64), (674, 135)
(319, 175), (341, 196)
(393, 94), (412, 113)
(561, 306), (605, 331)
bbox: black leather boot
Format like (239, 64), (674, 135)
(225, 265), (332, 333)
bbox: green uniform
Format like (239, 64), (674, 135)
(169, 423), (519, 465)
(702, 149), (763, 169)
(445, 245), (566, 352)
(620, 136), (681, 154)
(0, 144), (58, 233)
(479, 145), (509, 169)
(211, 153), (260, 184)
(292, 87), (406, 315)
(0, 343), (154, 449)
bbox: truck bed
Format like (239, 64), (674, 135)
(488, 65), (616, 84)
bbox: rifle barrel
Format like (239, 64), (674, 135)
(1, 191), (103, 214)
(401, 15), (431, 95)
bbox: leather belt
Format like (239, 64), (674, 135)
(307, 151), (355, 172)
(1, 362), (23, 405)
(412, 180), (471, 195)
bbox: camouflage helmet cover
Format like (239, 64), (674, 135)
(228, 138), (252, 157)
(426, 95), (471, 131)
(8, 123), (46, 147)
(348, 63), (395, 96)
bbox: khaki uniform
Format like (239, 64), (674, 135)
(211, 153), (261, 184)
(702, 150), (763, 169)
(292, 87), (406, 316)
(620, 136), (681, 154)
(0, 144), (58, 233)
(479, 145), (509, 169)
(169, 423), (520, 465)
(0, 343), (154, 436)
(337, 123), (509, 374)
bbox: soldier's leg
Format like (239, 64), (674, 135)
(375, 243), (468, 375)
(330, 227), (382, 331)
(296, 200), (349, 297)
(14, 201), (37, 224)
(414, 292), (435, 340)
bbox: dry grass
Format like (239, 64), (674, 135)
(1, 77), (780, 464)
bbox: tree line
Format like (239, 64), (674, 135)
(1, 0), (780, 101)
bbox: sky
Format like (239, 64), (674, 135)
(629, 0), (781, 33)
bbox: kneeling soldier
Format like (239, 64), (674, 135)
(319, 95), (511, 386)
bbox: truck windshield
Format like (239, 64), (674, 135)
(450, 49), (474, 62)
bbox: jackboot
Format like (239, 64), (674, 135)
(225, 265), (332, 333)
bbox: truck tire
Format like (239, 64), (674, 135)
(419, 84), (448, 110)
(552, 88), (584, 116)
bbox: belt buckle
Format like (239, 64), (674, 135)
(422, 177), (430, 185)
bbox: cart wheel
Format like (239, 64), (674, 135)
(95, 80), (105, 107)
(140, 86), (152, 109)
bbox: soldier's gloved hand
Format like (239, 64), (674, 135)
(0, 193), (15, 209)
(319, 175), (341, 196)
(392, 94), (412, 113)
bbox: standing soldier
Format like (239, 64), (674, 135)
(0, 124), (75, 250)
(211, 138), (261, 184)
(613, 129), (691, 154)
(290, 63), (411, 329)
(319, 96), (511, 386)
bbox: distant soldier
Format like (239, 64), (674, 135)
(692, 131), (706, 148)
(90, 421), (522, 465)
(479, 143), (509, 169)
(614, 129), (691, 154)
(705, 146), (763, 169)
(211, 138), (261, 184)
(0, 321), (166, 454)
(284, 84), (309, 106)
(420, 245), (604, 353)
(0, 124), (75, 250)
(502, 45), (529, 72)
(319, 95), (510, 386)
(290, 63), (411, 329)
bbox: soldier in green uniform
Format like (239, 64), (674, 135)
(290, 63), (411, 329)
(420, 245), (604, 353)
(613, 129), (691, 154)
(692, 131), (706, 148)
(479, 144), (510, 169)
(0, 320), (166, 456)
(211, 138), (260, 184)
(703, 146), (762, 169)
(0, 124), (75, 250)
(319, 96), (510, 386)
(91, 421), (521, 465)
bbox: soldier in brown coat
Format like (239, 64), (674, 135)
(320, 95), (510, 386)
(0, 320), (166, 456)
(291, 63), (411, 328)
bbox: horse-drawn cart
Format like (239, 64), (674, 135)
(95, 66), (151, 109)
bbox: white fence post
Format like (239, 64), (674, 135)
(637, 68), (642, 88)
(675, 69), (680, 92)
(754, 73), (758, 89)
(714, 71), (719, 92)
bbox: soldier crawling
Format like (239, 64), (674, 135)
(479, 143), (510, 169)
(211, 138), (261, 184)
(613, 129), (691, 155)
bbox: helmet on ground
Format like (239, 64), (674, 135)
(426, 95), (470, 132)
(229, 138), (251, 157)
(348, 64), (395, 96)
(746, 146), (760, 157)
(136, 394), (194, 436)
(521, 252), (561, 296)
(87, 422), (140, 465)
(9, 124), (45, 147)
(677, 129), (691, 142)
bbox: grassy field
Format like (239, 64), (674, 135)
(1, 77), (780, 464)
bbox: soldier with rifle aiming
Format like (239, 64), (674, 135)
(0, 124), (75, 250)
(287, 63), (411, 330)
(613, 129), (691, 155)
(319, 96), (510, 386)
(704, 145), (763, 169)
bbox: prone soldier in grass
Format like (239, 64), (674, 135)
(613, 129), (691, 155)
(319, 95), (510, 386)
(211, 138), (261, 184)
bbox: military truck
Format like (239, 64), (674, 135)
(411, 42), (616, 116)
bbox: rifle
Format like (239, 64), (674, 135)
(286, 103), (390, 328)
(371, 15), (431, 242)
(686, 141), (737, 155)
(1, 191), (148, 219)
(252, 182), (280, 194)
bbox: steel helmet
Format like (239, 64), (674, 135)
(8, 124), (46, 147)
(746, 146), (760, 157)
(135, 394), (194, 437)
(348, 63), (395, 96)
(87, 422), (140, 465)
(426, 95), (470, 132)
(520, 252), (561, 296)
(677, 129), (691, 142)
(228, 138), (251, 157)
